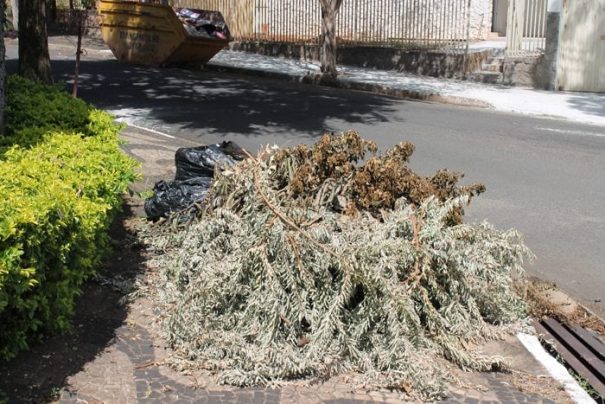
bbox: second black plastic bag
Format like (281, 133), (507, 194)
(144, 177), (212, 221)
(144, 141), (246, 220)
(175, 141), (245, 181)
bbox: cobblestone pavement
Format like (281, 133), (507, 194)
(53, 128), (564, 404)
(57, 312), (557, 404)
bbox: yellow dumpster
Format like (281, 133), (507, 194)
(98, 0), (231, 67)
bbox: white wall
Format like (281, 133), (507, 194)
(255, 0), (495, 42)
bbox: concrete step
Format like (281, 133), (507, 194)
(480, 55), (505, 72)
(468, 71), (503, 84)
(488, 55), (506, 63)
(487, 31), (505, 39)
(481, 62), (503, 72)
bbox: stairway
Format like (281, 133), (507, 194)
(468, 52), (505, 84)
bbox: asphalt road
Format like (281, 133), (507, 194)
(6, 41), (605, 317)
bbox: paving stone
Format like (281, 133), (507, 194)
(136, 379), (150, 389)
(53, 257), (563, 404)
(252, 391), (266, 399)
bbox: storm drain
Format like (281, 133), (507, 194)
(534, 318), (605, 398)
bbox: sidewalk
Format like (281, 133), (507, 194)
(207, 51), (605, 127)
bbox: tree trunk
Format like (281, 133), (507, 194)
(1, 0), (7, 134)
(319, 0), (342, 81)
(18, 0), (53, 84)
(48, 0), (57, 24)
(10, 0), (18, 31)
(72, 10), (85, 98)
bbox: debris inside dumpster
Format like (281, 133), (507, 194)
(144, 141), (243, 220)
(145, 131), (532, 399)
(174, 8), (230, 40)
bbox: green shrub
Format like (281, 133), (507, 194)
(0, 77), (138, 360)
(4, 75), (91, 137)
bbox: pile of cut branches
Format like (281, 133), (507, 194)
(146, 132), (531, 399)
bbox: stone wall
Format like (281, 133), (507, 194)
(231, 41), (491, 79)
(502, 55), (544, 87)
(231, 40), (551, 88)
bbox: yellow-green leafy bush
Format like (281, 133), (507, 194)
(0, 77), (137, 359)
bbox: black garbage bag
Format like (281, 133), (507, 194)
(145, 141), (245, 220)
(144, 177), (213, 220)
(175, 141), (246, 181)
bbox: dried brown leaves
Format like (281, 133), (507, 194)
(267, 131), (485, 224)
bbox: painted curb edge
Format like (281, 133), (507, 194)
(517, 332), (594, 403)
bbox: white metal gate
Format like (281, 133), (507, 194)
(557, 0), (605, 92)
(505, 0), (547, 56)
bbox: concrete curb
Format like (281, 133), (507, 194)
(205, 63), (493, 109)
(517, 333), (594, 403)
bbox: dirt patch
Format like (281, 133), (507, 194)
(447, 336), (572, 404)
(0, 198), (146, 403)
(523, 277), (605, 337)
(510, 370), (571, 403)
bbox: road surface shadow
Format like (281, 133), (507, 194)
(12, 58), (403, 146)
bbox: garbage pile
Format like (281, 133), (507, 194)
(144, 141), (244, 220)
(174, 8), (230, 40)
(145, 132), (532, 399)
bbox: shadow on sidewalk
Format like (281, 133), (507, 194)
(0, 198), (147, 403)
(566, 93), (605, 119)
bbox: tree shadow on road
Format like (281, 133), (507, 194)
(0, 199), (147, 403)
(44, 58), (403, 148)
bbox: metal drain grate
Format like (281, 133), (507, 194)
(534, 317), (605, 397)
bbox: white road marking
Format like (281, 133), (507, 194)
(122, 122), (177, 140)
(536, 126), (605, 138)
(517, 333), (594, 403)
(109, 109), (178, 140)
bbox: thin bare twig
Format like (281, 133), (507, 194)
(243, 150), (342, 261)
